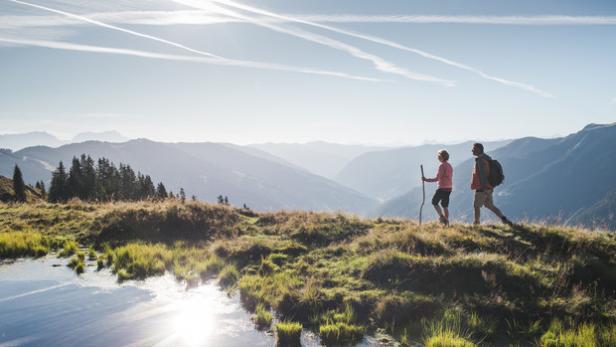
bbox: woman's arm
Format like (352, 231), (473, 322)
(423, 165), (442, 182)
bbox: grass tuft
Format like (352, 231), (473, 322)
(275, 321), (302, 346)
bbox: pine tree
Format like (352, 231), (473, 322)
(48, 161), (68, 202)
(223, 196), (229, 206)
(12, 165), (27, 202)
(80, 155), (97, 200)
(67, 157), (83, 199)
(179, 188), (186, 203)
(142, 175), (156, 199)
(191, 195), (197, 201)
(217, 195), (224, 204)
(156, 182), (168, 200)
(38, 180), (46, 199)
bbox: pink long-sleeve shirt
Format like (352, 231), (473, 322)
(425, 161), (453, 190)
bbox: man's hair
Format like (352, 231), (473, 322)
(437, 149), (449, 161)
(473, 143), (484, 153)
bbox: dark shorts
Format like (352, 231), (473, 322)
(432, 189), (452, 208)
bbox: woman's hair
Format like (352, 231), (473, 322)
(437, 149), (449, 161)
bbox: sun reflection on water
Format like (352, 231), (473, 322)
(173, 293), (217, 346)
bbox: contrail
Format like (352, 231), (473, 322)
(287, 14), (616, 25)
(7, 0), (219, 59)
(0, 36), (384, 81)
(174, 0), (455, 86)
(207, 0), (553, 97)
(5, 12), (616, 28)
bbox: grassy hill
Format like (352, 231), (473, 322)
(1, 201), (615, 346)
(0, 175), (42, 203)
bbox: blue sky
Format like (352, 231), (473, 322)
(1, 0), (615, 144)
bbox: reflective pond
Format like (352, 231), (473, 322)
(0, 258), (396, 346)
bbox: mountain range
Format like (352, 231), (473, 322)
(248, 141), (388, 179)
(0, 140), (376, 214)
(334, 139), (511, 201)
(0, 131), (128, 151)
(378, 123), (616, 230)
(1, 123), (614, 230)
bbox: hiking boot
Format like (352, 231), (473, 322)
(501, 216), (514, 226)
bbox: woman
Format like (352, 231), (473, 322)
(422, 149), (453, 225)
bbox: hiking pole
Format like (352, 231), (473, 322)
(419, 164), (425, 226)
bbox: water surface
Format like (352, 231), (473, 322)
(0, 258), (395, 346)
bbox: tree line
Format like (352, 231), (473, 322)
(6, 156), (242, 207)
(5, 155), (181, 203)
(47, 155), (173, 202)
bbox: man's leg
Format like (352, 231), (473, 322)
(484, 190), (513, 225)
(443, 207), (449, 220)
(484, 190), (504, 218)
(473, 191), (486, 225)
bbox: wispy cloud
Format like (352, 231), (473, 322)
(4, 12), (616, 28)
(8, 0), (219, 58)
(5, 0), (384, 81)
(0, 36), (383, 81)
(285, 15), (616, 25)
(174, 0), (455, 86)
(206, 0), (553, 97)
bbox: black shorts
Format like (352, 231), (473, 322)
(432, 189), (452, 208)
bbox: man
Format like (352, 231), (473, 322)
(471, 143), (513, 226)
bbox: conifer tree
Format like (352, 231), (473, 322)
(48, 161), (68, 202)
(12, 165), (27, 202)
(67, 157), (83, 199)
(179, 188), (186, 203)
(38, 180), (46, 199)
(80, 155), (97, 200)
(156, 182), (168, 200)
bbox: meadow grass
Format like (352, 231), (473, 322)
(252, 303), (273, 329)
(2, 201), (616, 345)
(67, 252), (86, 274)
(275, 321), (302, 346)
(0, 231), (51, 258)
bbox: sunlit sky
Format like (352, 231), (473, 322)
(1, 0), (615, 144)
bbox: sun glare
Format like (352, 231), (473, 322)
(173, 296), (216, 346)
